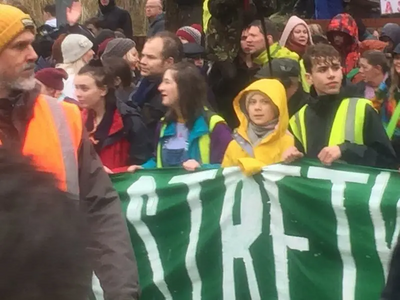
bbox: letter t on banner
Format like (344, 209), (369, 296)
(307, 167), (369, 300)
(169, 170), (218, 300)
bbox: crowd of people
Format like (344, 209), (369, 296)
(2, 0), (400, 299)
(19, 0), (400, 175)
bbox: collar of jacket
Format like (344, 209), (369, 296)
(150, 13), (165, 26)
(161, 115), (209, 144)
(253, 43), (281, 66)
(2, 85), (40, 117)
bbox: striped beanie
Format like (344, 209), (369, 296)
(0, 4), (35, 52)
(176, 25), (202, 45)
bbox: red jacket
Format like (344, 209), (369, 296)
(327, 13), (360, 75)
(83, 108), (130, 172)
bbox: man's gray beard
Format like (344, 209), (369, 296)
(10, 76), (37, 91)
(0, 76), (37, 93)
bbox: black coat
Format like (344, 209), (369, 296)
(292, 87), (398, 169)
(98, 0), (133, 38)
(383, 235), (400, 300)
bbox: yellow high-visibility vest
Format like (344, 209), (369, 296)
(289, 98), (372, 153)
(156, 111), (225, 168)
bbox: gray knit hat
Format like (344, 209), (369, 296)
(61, 34), (93, 64)
(102, 38), (136, 59)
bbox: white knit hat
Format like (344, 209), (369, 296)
(61, 34), (93, 64)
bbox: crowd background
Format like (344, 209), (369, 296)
(3, 0), (400, 299)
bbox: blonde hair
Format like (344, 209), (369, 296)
(56, 58), (87, 76)
(309, 24), (324, 36)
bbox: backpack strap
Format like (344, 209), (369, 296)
(233, 131), (254, 157)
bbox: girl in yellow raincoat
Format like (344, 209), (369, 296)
(222, 79), (294, 175)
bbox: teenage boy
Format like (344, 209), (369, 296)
(284, 44), (397, 169)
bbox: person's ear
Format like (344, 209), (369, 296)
(48, 88), (57, 98)
(165, 57), (174, 68)
(267, 35), (274, 46)
(305, 72), (313, 86)
(115, 77), (122, 87)
(100, 86), (108, 97)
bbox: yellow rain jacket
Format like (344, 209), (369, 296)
(222, 79), (294, 175)
(253, 43), (310, 93)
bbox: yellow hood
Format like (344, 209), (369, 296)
(233, 79), (289, 145)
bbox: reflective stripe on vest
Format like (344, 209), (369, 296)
(44, 96), (80, 197)
(289, 98), (370, 153)
(156, 114), (225, 168)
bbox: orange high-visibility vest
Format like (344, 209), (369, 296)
(0, 95), (82, 197)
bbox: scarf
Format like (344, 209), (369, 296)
(247, 118), (279, 146)
(286, 39), (307, 57)
(131, 77), (162, 106)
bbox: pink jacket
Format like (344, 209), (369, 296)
(279, 16), (313, 47)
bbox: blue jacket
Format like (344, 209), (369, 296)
(142, 114), (232, 168)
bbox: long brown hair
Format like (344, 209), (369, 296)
(164, 62), (208, 129)
(390, 62), (400, 99)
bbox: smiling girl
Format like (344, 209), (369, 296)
(128, 62), (232, 172)
(279, 16), (313, 57)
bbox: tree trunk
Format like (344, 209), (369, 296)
(164, 0), (202, 32)
(56, 0), (74, 26)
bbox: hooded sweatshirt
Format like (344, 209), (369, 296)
(327, 13), (360, 75)
(98, 0), (133, 38)
(380, 23), (400, 49)
(279, 16), (313, 57)
(222, 79), (294, 175)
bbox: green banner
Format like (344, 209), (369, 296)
(106, 161), (400, 300)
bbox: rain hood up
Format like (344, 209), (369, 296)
(380, 23), (400, 48)
(279, 16), (313, 48)
(222, 79), (294, 175)
(327, 13), (360, 74)
(99, 0), (116, 14)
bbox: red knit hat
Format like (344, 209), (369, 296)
(191, 24), (203, 34)
(176, 26), (202, 45)
(97, 37), (115, 57)
(35, 68), (68, 91)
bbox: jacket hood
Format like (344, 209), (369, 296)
(380, 23), (400, 47)
(279, 16), (313, 47)
(99, 0), (116, 14)
(359, 40), (388, 54)
(233, 79), (289, 145)
(327, 13), (359, 46)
